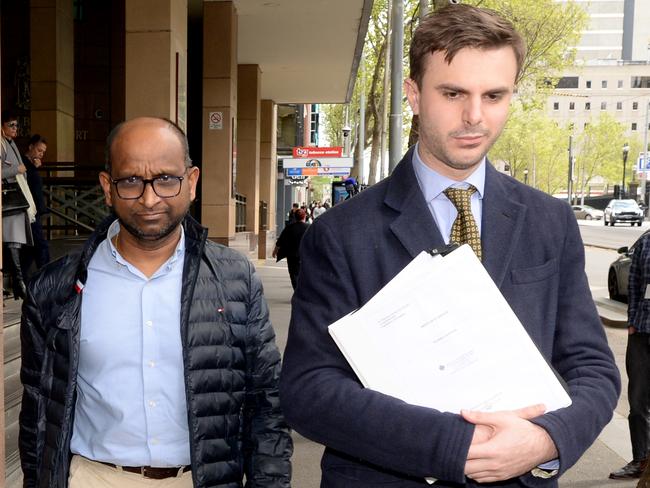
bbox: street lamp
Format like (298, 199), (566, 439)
(523, 168), (529, 186)
(622, 143), (630, 199)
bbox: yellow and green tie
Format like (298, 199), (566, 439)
(444, 186), (482, 260)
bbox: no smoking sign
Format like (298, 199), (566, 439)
(209, 111), (223, 130)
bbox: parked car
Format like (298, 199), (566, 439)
(603, 199), (644, 226)
(572, 205), (604, 220)
(608, 231), (650, 301)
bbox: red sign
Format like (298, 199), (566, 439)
(293, 146), (343, 158)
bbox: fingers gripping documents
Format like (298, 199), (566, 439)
(328, 245), (572, 414)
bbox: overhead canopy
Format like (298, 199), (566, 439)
(233, 0), (372, 104)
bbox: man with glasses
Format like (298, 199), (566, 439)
(19, 117), (292, 488)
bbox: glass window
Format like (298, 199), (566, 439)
(618, 80), (624, 88)
(553, 102), (559, 111)
(631, 77), (650, 88)
(586, 80), (592, 89)
(602, 80), (608, 89)
(585, 102), (591, 110)
(617, 102), (622, 110)
(632, 123), (638, 131)
(556, 77), (579, 89)
(634, 102), (639, 110)
(601, 102), (607, 110)
(569, 102), (575, 110)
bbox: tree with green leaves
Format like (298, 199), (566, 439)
(574, 114), (641, 197)
(323, 0), (588, 191)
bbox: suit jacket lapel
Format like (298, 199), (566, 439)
(385, 149), (445, 258)
(481, 163), (527, 287)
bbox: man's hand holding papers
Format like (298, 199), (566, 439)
(463, 404), (559, 483)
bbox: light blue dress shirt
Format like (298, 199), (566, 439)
(70, 220), (190, 467)
(411, 143), (485, 242)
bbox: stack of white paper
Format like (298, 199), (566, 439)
(328, 244), (571, 413)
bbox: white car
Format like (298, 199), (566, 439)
(603, 199), (644, 226)
(572, 205), (604, 221)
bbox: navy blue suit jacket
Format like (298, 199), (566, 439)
(280, 149), (620, 487)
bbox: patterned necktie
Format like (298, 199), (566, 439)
(444, 186), (482, 260)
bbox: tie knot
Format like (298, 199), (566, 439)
(444, 186), (477, 209)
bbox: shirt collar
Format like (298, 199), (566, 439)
(412, 142), (486, 203)
(106, 219), (185, 269)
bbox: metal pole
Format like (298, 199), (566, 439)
(343, 105), (351, 156)
(380, 0), (392, 180)
(580, 158), (585, 205)
(388, 0), (403, 174)
(642, 103), (650, 207)
(358, 68), (366, 184)
(567, 135), (573, 204)
(622, 147), (629, 199)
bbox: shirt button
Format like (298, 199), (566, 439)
(145, 320), (153, 327)
(148, 360), (156, 368)
(149, 400), (157, 408)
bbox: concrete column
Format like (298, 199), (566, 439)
(202, 1), (237, 243)
(125, 0), (187, 120)
(30, 0), (75, 162)
(259, 100), (277, 259)
(237, 65), (261, 240)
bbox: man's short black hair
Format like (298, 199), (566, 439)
(28, 134), (47, 146)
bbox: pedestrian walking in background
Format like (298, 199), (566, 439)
(287, 202), (299, 224)
(611, 231), (650, 480)
(20, 134), (51, 278)
(280, 4), (619, 487)
(312, 201), (326, 219)
(19, 117), (292, 488)
(273, 208), (309, 290)
(1, 110), (36, 300)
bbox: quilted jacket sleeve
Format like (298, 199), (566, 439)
(242, 262), (293, 487)
(18, 284), (46, 488)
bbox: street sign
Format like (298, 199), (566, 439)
(283, 157), (353, 168)
(293, 146), (343, 158)
(285, 167), (350, 176)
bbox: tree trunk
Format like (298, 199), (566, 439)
(365, 30), (388, 184)
(368, 118), (382, 184)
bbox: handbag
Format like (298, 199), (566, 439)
(2, 180), (30, 216)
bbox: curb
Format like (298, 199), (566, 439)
(594, 297), (628, 329)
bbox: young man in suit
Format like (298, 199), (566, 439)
(280, 4), (620, 487)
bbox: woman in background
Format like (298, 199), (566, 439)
(1, 111), (34, 299)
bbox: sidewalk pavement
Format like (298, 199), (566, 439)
(253, 258), (637, 488)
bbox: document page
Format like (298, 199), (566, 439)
(328, 245), (571, 414)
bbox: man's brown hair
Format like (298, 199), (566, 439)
(409, 4), (526, 88)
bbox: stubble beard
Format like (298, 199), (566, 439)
(421, 126), (500, 173)
(116, 205), (189, 243)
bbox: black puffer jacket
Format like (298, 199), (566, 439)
(19, 215), (292, 488)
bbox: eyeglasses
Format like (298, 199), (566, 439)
(111, 174), (185, 200)
(6, 123), (18, 129)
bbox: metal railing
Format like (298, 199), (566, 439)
(41, 164), (109, 238)
(235, 193), (247, 232)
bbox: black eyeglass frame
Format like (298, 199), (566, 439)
(110, 174), (186, 200)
